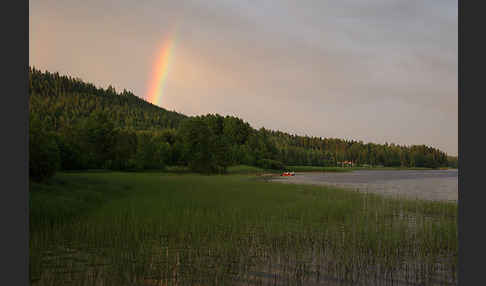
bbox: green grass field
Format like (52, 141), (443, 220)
(287, 166), (353, 172)
(167, 165), (276, 175)
(30, 172), (457, 285)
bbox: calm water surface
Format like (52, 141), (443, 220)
(273, 169), (458, 202)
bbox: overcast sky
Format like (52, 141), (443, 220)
(29, 0), (458, 155)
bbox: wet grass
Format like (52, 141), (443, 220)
(30, 172), (457, 285)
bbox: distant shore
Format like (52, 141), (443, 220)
(163, 165), (457, 175)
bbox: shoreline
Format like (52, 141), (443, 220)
(270, 170), (458, 202)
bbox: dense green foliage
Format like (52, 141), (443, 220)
(29, 115), (61, 182)
(29, 67), (457, 180)
(29, 67), (186, 130)
(30, 172), (457, 285)
(447, 155), (459, 168)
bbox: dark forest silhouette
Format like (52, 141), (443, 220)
(29, 67), (458, 181)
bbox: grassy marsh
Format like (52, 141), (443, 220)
(30, 172), (457, 285)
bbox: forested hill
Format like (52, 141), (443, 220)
(29, 67), (187, 130)
(28, 67), (457, 181)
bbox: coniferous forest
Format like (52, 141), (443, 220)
(29, 67), (458, 181)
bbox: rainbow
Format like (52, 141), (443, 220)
(146, 34), (176, 107)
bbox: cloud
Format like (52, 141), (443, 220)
(29, 0), (458, 154)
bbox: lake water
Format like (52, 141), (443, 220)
(272, 169), (458, 202)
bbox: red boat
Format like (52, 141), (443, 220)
(281, 172), (295, 176)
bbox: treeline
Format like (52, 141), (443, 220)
(29, 67), (458, 181)
(29, 111), (279, 179)
(262, 129), (454, 169)
(29, 67), (187, 130)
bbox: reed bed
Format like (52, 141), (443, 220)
(30, 172), (457, 285)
